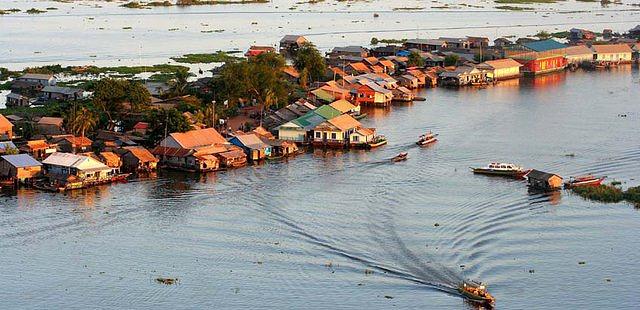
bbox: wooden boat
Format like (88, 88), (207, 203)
(416, 132), (438, 146)
(564, 175), (605, 188)
(471, 162), (529, 178)
(458, 281), (495, 307)
(368, 135), (388, 148)
(391, 152), (408, 162)
(354, 113), (367, 120)
(111, 173), (131, 183)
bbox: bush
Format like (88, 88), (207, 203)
(572, 185), (624, 203)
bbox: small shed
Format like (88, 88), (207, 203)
(0, 154), (43, 183)
(527, 170), (563, 190)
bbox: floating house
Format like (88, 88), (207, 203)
(564, 45), (594, 64)
(477, 58), (523, 81)
(229, 133), (272, 162)
(392, 86), (415, 102)
(120, 147), (159, 172)
(97, 151), (122, 174)
(354, 83), (393, 107)
(398, 74), (419, 89)
(592, 44), (633, 63)
(313, 114), (369, 148)
(511, 51), (567, 75)
(42, 152), (114, 190)
(527, 170), (563, 191)
(0, 154), (42, 184)
(493, 38), (513, 48)
(0, 114), (13, 141)
(277, 105), (340, 143)
(152, 128), (241, 172)
(439, 66), (487, 86)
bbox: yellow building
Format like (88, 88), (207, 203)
(477, 58), (522, 81)
(592, 44), (633, 63)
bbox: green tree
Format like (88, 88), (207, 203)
(407, 51), (425, 67)
(169, 68), (191, 97)
(65, 106), (98, 138)
(294, 42), (327, 84)
(146, 108), (191, 145)
(92, 78), (151, 121)
(4, 147), (19, 155)
(213, 52), (290, 112)
(444, 54), (460, 66)
(370, 37), (379, 45)
(535, 31), (551, 40)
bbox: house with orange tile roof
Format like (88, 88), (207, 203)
(346, 62), (371, 75)
(0, 114), (13, 141)
(245, 45), (276, 57)
(19, 140), (57, 160)
(592, 44), (633, 63)
(52, 135), (92, 154)
(152, 128), (245, 171)
(378, 59), (396, 74)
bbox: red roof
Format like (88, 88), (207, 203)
(133, 122), (149, 130)
(151, 146), (193, 158)
(0, 114), (13, 130)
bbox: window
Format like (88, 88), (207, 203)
(315, 132), (321, 138)
(331, 133), (337, 140)
(353, 135), (359, 142)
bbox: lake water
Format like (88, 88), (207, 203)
(1, 67), (640, 309)
(1, 0), (640, 70)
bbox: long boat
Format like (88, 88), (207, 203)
(458, 280), (495, 307)
(471, 162), (529, 178)
(564, 175), (605, 188)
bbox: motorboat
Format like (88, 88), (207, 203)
(417, 132), (438, 146)
(471, 162), (529, 178)
(458, 280), (495, 307)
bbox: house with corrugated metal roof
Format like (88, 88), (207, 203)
(229, 133), (272, 161)
(521, 39), (567, 52)
(313, 114), (366, 148)
(19, 140), (57, 160)
(476, 58), (523, 81)
(40, 86), (84, 102)
(564, 45), (594, 64)
(276, 105), (340, 143)
(354, 82), (393, 106)
(0, 154), (42, 183)
(120, 147), (158, 173)
(42, 152), (113, 187)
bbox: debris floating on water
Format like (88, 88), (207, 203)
(156, 277), (178, 285)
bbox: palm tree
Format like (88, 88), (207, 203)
(67, 107), (97, 138)
(169, 68), (190, 97)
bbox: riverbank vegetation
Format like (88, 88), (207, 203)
(572, 184), (640, 206)
(170, 51), (242, 64)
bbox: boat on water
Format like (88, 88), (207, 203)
(391, 152), (408, 162)
(564, 175), (605, 188)
(416, 132), (438, 146)
(368, 135), (388, 148)
(471, 162), (529, 178)
(458, 280), (495, 307)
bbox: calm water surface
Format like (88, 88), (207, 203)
(1, 68), (639, 309)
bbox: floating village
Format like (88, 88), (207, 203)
(2, 20), (640, 307)
(1, 25), (640, 204)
